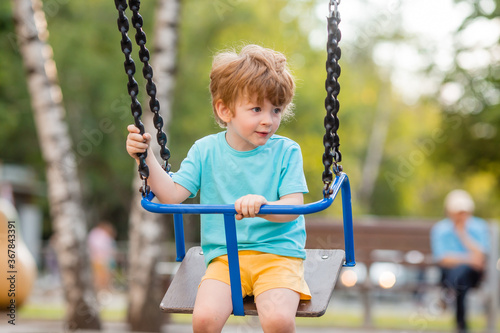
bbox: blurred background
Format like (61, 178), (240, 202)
(0, 0), (499, 332)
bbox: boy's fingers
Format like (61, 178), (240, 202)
(128, 142), (148, 150)
(247, 199), (256, 217)
(238, 197), (249, 217)
(127, 132), (151, 146)
(249, 195), (263, 216)
(253, 202), (261, 215)
(127, 124), (140, 133)
(143, 133), (152, 142)
(128, 133), (143, 141)
(234, 198), (241, 213)
(127, 124), (152, 143)
(240, 199), (248, 216)
(126, 133), (149, 152)
(235, 195), (267, 218)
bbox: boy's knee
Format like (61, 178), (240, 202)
(260, 312), (295, 333)
(192, 310), (226, 333)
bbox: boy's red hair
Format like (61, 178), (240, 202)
(209, 44), (295, 127)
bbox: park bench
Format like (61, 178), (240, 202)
(305, 216), (499, 330)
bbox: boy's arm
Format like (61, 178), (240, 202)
(235, 192), (303, 222)
(126, 125), (191, 204)
(143, 148), (192, 204)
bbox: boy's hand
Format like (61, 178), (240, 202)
(126, 124), (152, 161)
(235, 194), (268, 220)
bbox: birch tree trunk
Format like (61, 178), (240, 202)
(358, 89), (391, 209)
(127, 0), (180, 331)
(12, 0), (101, 330)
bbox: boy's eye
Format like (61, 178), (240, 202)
(251, 107), (261, 112)
(273, 108), (282, 114)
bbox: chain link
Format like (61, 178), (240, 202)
(323, 0), (343, 194)
(128, 0), (171, 172)
(114, 0), (171, 195)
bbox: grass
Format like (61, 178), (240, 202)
(18, 302), (499, 332)
(18, 304), (126, 322)
(169, 310), (498, 332)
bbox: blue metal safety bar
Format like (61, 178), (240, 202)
(141, 172), (355, 316)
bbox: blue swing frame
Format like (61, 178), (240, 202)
(141, 171), (355, 316)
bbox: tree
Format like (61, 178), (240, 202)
(124, 0), (180, 331)
(430, 0), (500, 216)
(12, 0), (101, 330)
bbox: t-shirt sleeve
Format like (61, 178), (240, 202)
(278, 143), (309, 197)
(171, 144), (201, 198)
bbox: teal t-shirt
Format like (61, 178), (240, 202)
(172, 131), (309, 266)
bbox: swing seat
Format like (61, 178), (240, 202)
(160, 246), (345, 317)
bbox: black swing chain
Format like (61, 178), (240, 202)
(114, 0), (171, 195)
(323, 0), (342, 195)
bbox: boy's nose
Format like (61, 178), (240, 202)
(261, 110), (273, 125)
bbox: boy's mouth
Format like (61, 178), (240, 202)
(256, 131), (269, 137)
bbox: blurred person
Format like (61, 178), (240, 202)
(430, 189), (490, 333)
(87, 221), (117, 292)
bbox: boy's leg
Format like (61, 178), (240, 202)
(192, 279), (233, 333)
(255, 288), (300, 333)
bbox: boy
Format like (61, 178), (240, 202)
(126, 44), (310, 333)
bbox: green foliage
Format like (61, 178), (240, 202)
(428, 0), (500, 217)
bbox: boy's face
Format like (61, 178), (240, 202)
(221, 95), (283, 151)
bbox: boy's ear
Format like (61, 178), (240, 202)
(215, 99), (232, 123)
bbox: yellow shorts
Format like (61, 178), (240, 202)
(201, 250), (311, 300)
